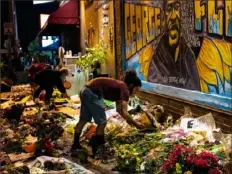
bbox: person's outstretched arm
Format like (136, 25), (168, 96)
(116, 100), (143, 129)
(56, 78), (69, 98)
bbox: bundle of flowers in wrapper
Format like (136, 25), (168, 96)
(162, 144), (224, 174)
(105, 114), (136, 140)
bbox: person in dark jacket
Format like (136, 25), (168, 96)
(28, 63), (50, 80)
(33, 68), (70, 105)
(71, 69), (143, 156)
(28, 63), (52, 91)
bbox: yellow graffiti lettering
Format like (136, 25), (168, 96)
(194, 0), (232, 40)
(148, 6), (155, 42)
(125, 3), (161, 59)
(125, 3), (131, 59)
(136, 5), (142, 51)
(225, 0), (232, 37)
(208, 0), (223, 35)
(130, 4), (136, 55)
(142, 6), (149, 46)
(154, 8), (161, 36)
(194, 0), (206, 32)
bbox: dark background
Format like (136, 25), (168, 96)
(1, 1), (59, 51)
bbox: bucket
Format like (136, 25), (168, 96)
(63, 81), (71, 89)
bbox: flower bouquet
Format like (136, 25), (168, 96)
(162, 144), (224, 174)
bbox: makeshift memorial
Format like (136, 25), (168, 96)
(1, 90), (32, 101)
(23, 107), (39, 117)
(8, 153), (34, 162)
(57, 107), (80, 117)
(3, 104), (24, 125)
(114, 132), (173, 173)
(28, 156), (94, 174)
(6, 165), (30, 174)
(161, 144), (224, 174)
(0, 152), (10, 169)
(11, 84), (31, 92)
(0, 85), (231, 174)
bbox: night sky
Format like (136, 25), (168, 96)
(15, 1), (59, 51)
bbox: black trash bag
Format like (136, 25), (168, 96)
(0, 82), (11, 92)
(4, 105), (24, 125)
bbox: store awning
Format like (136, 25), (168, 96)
(36, 0), (79, 37)
(47, 0), (79, 25)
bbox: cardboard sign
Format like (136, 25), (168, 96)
(180, 113), (216, 133)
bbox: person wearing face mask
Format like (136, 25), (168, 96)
(33, 68), (70, 106)
(71, 69), (143, 156)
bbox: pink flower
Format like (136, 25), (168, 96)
(208, 168), (222, 174)
(195, 159), (209, 168)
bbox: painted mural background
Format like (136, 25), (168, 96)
(124, 0), (232, 111)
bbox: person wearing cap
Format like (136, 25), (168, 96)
(33, 68), (70, 106)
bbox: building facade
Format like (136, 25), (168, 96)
(85, 0), (232, 132)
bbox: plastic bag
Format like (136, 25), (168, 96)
(133, 113), (152, 128)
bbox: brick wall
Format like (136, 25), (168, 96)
(137, 90), (232, 133)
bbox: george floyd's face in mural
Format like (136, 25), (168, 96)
(165, 0), (181, 48)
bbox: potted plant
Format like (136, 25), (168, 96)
(76, 40), (107, 80)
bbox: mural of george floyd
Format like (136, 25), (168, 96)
(123, 0), (232, 111)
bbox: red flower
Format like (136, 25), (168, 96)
(199, 152), (219, 163)
(186, 156), (195, 165)
(195, 159), (209, 168)
(43, 138), (54, 153)
(162, 146), (222, 173)
(184, 147), (193, 153)
(208, 168), (222, 174)
(162, 161), (171, 171)
(174, 144), (183, 152)
(171, 144), (183, 158)
(162, 159), (176, 171)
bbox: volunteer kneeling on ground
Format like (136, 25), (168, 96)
(72, 69), (143, 156)
(32, 68), (70, 106)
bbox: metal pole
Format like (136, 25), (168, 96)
(80, 0), (86, 54)
(7, 0), (13, 70)
(12, 0), (18, 40)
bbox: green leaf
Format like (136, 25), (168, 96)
(76, 40), (107, 71)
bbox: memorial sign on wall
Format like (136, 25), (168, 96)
(123, 0), (232, 111)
